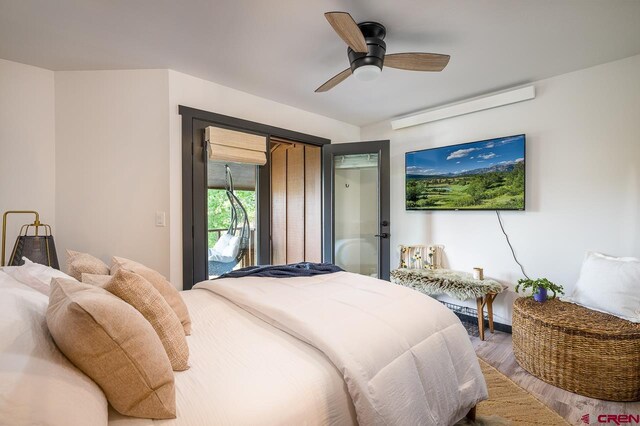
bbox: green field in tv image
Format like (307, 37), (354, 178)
(406, 135), (525, 210)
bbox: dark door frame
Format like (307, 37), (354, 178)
(322, 140), (391, 281)
(179, 106), (330, 290)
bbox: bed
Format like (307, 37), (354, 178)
(1, 267), (487, 426)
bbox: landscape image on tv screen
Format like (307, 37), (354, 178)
(405, 135), (525, 210)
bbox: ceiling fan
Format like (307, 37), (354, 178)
(316, 12), (450, 92)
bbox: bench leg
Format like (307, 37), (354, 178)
(487, 293), (495, 334)
(476, 297), (485, 341)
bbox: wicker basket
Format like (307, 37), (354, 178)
(512, 298), (640, 401)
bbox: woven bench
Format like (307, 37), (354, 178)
(513, 298), (640, 401)
(390, 268), (506, 340)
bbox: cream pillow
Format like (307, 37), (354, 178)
(0, 271), (108, 426)
(66, 249), (109, 281)
(564, 251), (640, 322)
(111, 256), (192, 334)
(47, 278), (176, 419)
(101, 269), (189, 371)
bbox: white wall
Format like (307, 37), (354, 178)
(361, 54), (640, 325)
(51, 68), (359, 287)
(168, 70), (360, 287)
(0, 59), (56, 262)
(55, 70), (171, 275)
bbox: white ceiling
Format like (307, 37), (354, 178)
(1, 0), (640, 126)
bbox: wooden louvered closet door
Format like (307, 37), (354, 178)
(270, 139), (322, 265)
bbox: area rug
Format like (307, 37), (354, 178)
(455, 359), (569, 425)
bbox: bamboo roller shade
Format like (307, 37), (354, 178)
(205, 126), (267, 165)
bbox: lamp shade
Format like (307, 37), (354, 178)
(2, 210), (60, 270)
(9, 235), (60, 269)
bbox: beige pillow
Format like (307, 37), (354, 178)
(102, 269), (189, 371)
(111, 256), (191, 335)
(46, 278), (176, 419)
(66, 250), (109, 281)
(81, 273), (112, 286)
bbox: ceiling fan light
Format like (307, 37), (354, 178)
(353, 64), (381, 82)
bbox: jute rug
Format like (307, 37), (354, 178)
(455, 359), (569, 425)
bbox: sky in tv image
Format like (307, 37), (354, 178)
(406, 135), (525, 177)
(406, 135), (525, 210)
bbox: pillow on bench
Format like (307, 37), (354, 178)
(564, 251), (640, 323)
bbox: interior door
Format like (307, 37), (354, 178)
(323, 140), (390, 280)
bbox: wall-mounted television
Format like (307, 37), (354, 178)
(405, 134), (525, 211)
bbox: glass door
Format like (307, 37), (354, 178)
(206, 161), (258, 278)
(323, 141), (390, 280)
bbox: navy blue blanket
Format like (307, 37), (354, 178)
(216, 262), (344, 279)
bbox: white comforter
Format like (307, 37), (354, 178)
(195, 271), (487, 426)
(109, 287), (356, 426)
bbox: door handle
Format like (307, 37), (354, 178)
(375, 233), (390, 239)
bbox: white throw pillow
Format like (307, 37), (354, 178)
(212, 233), (232, 253)
(221, 235), (240, 259)
(564, 251), (640, 322)
(0, 271), (108, 425)
(2, 257), (74, 295)
(209, 233), (240, 263)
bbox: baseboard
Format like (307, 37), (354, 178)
(439, 300), (513, 334)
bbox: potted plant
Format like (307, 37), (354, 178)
(515, 278), (564, 302)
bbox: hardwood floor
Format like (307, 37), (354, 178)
(469, 330), (640, 425)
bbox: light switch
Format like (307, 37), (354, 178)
(155, 211), (166, 227)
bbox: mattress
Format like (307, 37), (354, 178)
(108, 288), (357, 426)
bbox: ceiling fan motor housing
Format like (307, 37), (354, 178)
(347, 21), (387, 73)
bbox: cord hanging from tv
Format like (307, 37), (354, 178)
(405, 134), (525, 211)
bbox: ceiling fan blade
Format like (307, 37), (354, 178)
(315, 68), (352, 93)
(324, 12), (368, 53)
(384, 53), (450, 72)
